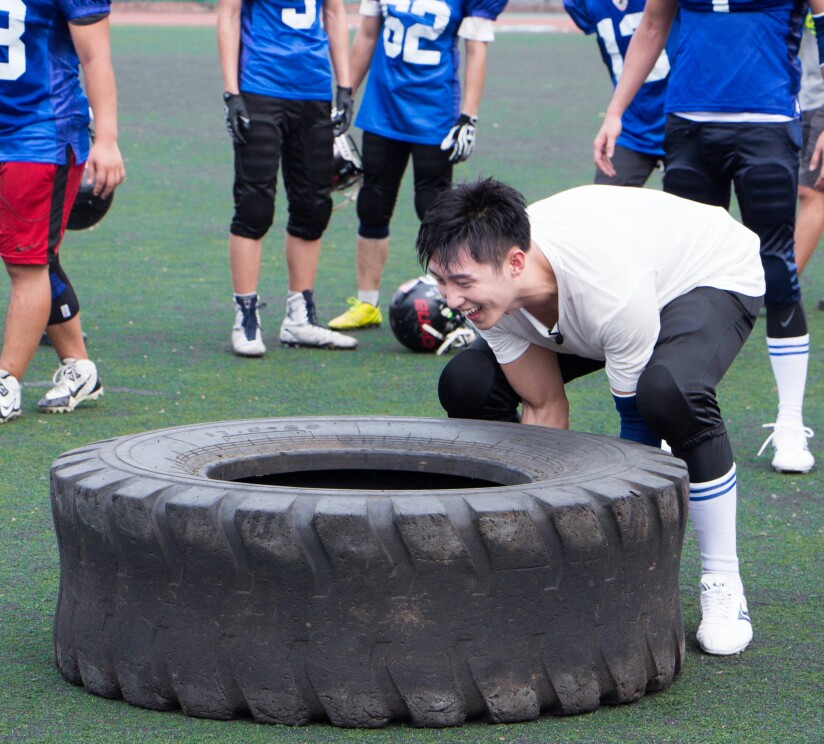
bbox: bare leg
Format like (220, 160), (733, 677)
(794, 185), (824, 275)
(355, 235), (389, 292)
(0, 263), (51, 380)
(229, 234), (264, 294)
(284, 234), (321, 292)
(45, 315), (90, 362)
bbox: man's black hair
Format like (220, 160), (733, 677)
(415, 177), (531, 272)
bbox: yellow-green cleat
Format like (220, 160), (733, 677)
(327, 298), (383, 330)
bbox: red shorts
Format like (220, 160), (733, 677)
(0, 156), (84, 265)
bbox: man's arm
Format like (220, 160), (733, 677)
(69, 17), (124, 198)
(812, 0), (824, 79)
(323, 0), (352, 89)
(501, 344), (570, 428)
(593, 0), (678, 176)
(460, 38), (488, 118)
(216, 0), (243, 94)
(350, 13), (381, 93)
(810, 129), (824, 190)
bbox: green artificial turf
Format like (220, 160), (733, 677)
(0, 27), (821, 743)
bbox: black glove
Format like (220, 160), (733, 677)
(331, 86), (354, 137)
(223, 91), (250, 145)
(440, 113), (477, 163)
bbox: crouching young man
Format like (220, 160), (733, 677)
(417, 177), (765, 656)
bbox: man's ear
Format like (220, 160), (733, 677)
(507, 246), (526, 277)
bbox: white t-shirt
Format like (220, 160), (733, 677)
(480, 186), (765, 393)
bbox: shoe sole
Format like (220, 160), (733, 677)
(772, 464), (814, 474)
(280, 341), (357, 350)
(39, 387), (103, 414)
(233, 349), (266, 358)
(0, 410), (21, 423)
(327, 322), (381, 331)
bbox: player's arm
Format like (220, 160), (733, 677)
(216, 0), (243, 94)
(810, 129), (824, 190)
(69, 17), (124, 198)
(350, 7), (382, 92)
(593, 0), (677, 176)
(461, 39), (488, 118)
(324, 0), (352, 89)
(501, 345), (570, 429)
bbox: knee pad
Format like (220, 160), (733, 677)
(438, 348), (520, 422)
(47, 257), (79, 326)
(636, 363), (711, 447)
(286, 193), (332, 242)
(766, 300), (808, 337)
(664, 165), (728, 206)
(356, 182), (392, 238)
(231, 189), (275, 241)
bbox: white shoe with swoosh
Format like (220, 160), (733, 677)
(0, 371), (21, 423)
(38, 358), (103, 414)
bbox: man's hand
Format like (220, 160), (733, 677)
(85, 139), (124, 199)
(811, 128), (824, 191)
(331, 86), (353, 137)
(593, 112), (623, 177)
(223, 91), (250, 145)
(440, 113), (477, 163)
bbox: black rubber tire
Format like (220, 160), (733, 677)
(51, 416), (688, 728)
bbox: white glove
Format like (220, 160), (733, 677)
(440, 113), (478, 163)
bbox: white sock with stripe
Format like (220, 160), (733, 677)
(767, 334), (809, 426)
(689, 464), (739, 576)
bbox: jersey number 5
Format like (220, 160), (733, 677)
(283, 0), (317, 30)
(382, 0), (450, 66)
(596, 12), (670, 83)
(0, 0), (26, 81)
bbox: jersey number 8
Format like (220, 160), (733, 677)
(0, 0), (26, 81)
(382, 0), (450, 66)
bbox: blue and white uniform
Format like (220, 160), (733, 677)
(0, 0), (109, 164)
(667, 0), (806, 119)
(355, 0), (507, 145)
(239, 0), (334, 100)
(565, 0), (676, 156)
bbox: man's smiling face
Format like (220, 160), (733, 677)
(428, 248), (520, 331)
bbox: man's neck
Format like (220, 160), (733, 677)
(517, 241), (558, 326)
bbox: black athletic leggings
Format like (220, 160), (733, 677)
(438, 287), (762, 483)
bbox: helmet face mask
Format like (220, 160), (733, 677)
(332, 133), (364, 192)
(388, 275), (476, 354)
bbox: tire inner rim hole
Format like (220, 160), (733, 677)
(205, 452), (532, 489)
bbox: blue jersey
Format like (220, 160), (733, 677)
(667, 0), (806, 117)
(565, 0), (677, 157)
(355, 0), (506, 145)
(240, 0), (334, 100)
(0, 0), (108, 165)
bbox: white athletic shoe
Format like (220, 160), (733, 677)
(38, 358), (102, 414)
(0, 371), (22, 423)
(231, 295), (266, 357)
(696, 574), (753, 656)
(279, 291), (357, 350)
(758, 422), (814, 474)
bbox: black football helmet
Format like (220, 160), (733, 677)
(332, 133), (364, 192)
(66, 171), (114, 230)
(388, 275), (476, 354)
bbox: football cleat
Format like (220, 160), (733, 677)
(38, 358), (102, 414)
(231, 295), (266, 357)
(757, 422), (814, 474)
(280, 291), (357, 350)
(696, 574), (753, 656)
(0, 371), (22, 423)
(327, 298), (383, 330)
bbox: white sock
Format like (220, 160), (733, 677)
(358, 290), (379, 307)
(767, 334), (809, 426)
(690, 464), (739, 577)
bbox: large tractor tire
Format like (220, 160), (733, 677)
(51, 417), (688, 727)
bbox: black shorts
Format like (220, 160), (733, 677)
(663, 115), (801, 310)
(356, 131), (452, 239)
(231, 94), (333, 242)
(593, 144), (662, 187)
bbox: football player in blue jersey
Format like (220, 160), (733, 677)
(326, 0), (507, 332)
(564, 0), (677, 186)
(594, 0), (822, 475)
(217, 0), (358, 354)
(0, 0), (125, 423)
